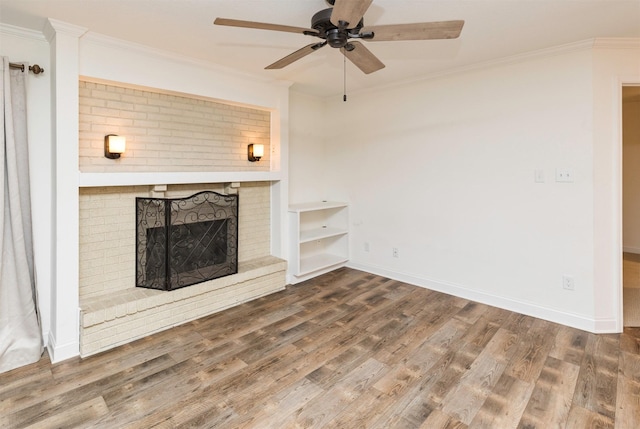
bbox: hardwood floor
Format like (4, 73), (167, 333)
(1, 268), (639, 428)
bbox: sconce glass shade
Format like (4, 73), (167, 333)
(105, 135), (126, 159)
(248, 144), (264, 162)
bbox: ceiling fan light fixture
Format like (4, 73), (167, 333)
(327, 28), (348, 48)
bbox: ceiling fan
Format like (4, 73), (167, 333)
(214, 0), (464, 75)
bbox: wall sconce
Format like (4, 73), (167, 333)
(248, 144), (264, 162)
(104, 134), (126, 159)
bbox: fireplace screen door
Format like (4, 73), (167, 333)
(136, 191), (239, 291)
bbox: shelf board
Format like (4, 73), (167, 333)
(299, 227), (348, 243)
(79, 171), (282, 187)
(298, 253), (348, 277)
(289, 201), (347, 213)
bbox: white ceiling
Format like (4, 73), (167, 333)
(2, 1), (639, 97)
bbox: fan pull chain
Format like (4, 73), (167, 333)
(343, 54), (347, 102)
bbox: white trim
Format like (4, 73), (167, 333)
(78, 171), (282, 187)
(80, 31), (291, 88)
(619, 78), (640, 332)
(326, 39), (595, 99)
(346, 262), (613, 333)
(593, 38), (640, 50)
(47, 331), (79, 364)
(44, 18), (88, 41)
(335, 38), (640, 100)
(288, 262), (348, 285)
(0, 23), (47, 41)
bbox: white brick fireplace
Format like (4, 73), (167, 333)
(78, 182), (285, 356)
(76, 79), (287, 357)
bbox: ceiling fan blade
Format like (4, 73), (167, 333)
(330, 0), (373, 28)
(341, 41), (385, 74)
(363, 20), (465, 41)
(214, 18), (317, 35)
(265, 43), (326, 70)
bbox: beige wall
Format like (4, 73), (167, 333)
(79, 80), (271, 172)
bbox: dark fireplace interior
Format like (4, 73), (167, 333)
(136, 191), (238, 291)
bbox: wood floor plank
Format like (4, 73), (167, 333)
(439, 328), (519, 424)
(454, 301), (488, 325)
(572, 333), (620, 419)
(373, 318), (469, 398)
(468, 373), (533, 428)
(292, 357), (387, 428)
(425, 341), (484, 405)
(504, 318), (559, 383)
(1, 268), (638, 428)
(324, 387), (398, 429)
(26, 396), (109, 429)
(565, 404), (615, 428)
(234, 378), (325, 429)
(368, 346), (474, 428)
(620, 327), (640, 354)
(418, 409), (467, 429)
(0, 353), (177, 427)
(517, 356), (580, 429)
(548, 324), (588, 366)
(0, 352), (53, 399)
(615, 351), (640, 429)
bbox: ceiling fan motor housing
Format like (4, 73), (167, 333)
(312, 8), (363, 48)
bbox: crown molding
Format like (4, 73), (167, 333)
(80, 31), (292, 88)
(592, 38), (640, 50)
(341, 39), (597, 100)
(43, 18), (88, 42)
(0, 23), (47, 42)
(335, 37), (640, 101)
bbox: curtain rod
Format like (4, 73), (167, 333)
(9, 62), (45, 75)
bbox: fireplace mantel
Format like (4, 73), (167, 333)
(78, 171), (282, 188)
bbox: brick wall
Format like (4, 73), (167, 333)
(79, 182), (271, 300)
(79, 80), (271, 172)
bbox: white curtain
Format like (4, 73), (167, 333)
(0, 58), (43, 373)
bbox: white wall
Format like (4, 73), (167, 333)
(289, 90), (328, 204)
(288, 41), (640, 332)
(623, 95), (640, 253)
(0, 24), (53, 342)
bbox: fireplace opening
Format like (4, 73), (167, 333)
(136, 191), (238, 291)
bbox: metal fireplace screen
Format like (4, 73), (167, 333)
(136, 191), (239, 291)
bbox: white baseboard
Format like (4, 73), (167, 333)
(287, 263), (347, 285)
(47, 332), (79, 363)
(346, 262), (617, 334)
(623, 246), (640, 254)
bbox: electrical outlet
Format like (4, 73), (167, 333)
(562, 275), (575, 291)
(556, 169), (574, 183)
(364, 242), (370, 252)
(392, 247), (399, 258)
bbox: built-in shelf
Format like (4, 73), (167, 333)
(299, 227), (348, 243)
(288, 201), (349, 284)
(299, 254), (349, 277)
(78, 171), (282, 187)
